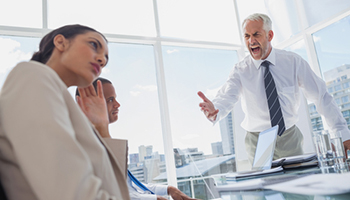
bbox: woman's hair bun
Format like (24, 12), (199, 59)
(31, 51), (42, 62)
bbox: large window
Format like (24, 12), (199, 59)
(47, 0), (156, 36)
(302, 0), (350, 28)
(162, 46), (238, 156)
(101, 42), (165, 184)
(313, 15), (350, 76)
(265, 0), (301, 44)
(0, 36), (40, 87)
(157, 0), (240, 43)
(0, 0), (42, 28)
(284, 40), (309, 63)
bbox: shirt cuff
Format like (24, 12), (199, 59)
(154, 185), (168, 196)
(340, 129), (350, 142)
(129, 193), (157, 200)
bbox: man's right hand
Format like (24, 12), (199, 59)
(197, 91), (219, 122)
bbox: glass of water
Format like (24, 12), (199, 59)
(330, 131), (347, 170)
(313, 130), (335, 172)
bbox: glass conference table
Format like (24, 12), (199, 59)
(212, 165), (350, 200)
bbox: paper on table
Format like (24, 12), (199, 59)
(215, 173), (301, 192)
(226, 166), (284, 180)
(264, 172), (350, 195)
(271, 153), (317, 167)
(215, 178), (266, 191)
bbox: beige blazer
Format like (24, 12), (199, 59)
(0, 61), (130, 200)
(103, 138), (128, 179)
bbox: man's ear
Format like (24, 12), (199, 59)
(53, 34), (68, 52)
(268, 30), (274, 42)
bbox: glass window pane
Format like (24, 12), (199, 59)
(99, 43), (165, 184)
(328, 87), (333, 93)
(265, 0), (301, 44)
(236, 0), (267, 27)
(0, 0), (42, 28)
(284, 40), (309, 63)
(302, 0), (350, 28)
(335, 98), (341, 105)
(157, 0), (240, 44)
(48, 0), (156, 36)
(162, 45), (238, 198)
(335, 84), (342, 92)
(342, 96), (349, 103)
(312, 15), (350, 131)
(0, 36), (40, 87)
(313, 15), (350, 75)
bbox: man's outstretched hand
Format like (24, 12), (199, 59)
(198, 91), (218, 122)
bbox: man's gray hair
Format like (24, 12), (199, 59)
(242, 13), (272, 33)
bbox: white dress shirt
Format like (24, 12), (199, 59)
(127, 176), (168, 200)
(212, 48), (350, 141)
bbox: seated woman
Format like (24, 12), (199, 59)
(0, 25), (129, 200)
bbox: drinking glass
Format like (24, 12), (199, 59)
(330, 131), (347, 170)
(313, 130), (335, 172)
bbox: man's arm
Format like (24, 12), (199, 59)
(296, 56), (350, 152)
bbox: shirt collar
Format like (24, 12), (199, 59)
(251, 47), (276, 69)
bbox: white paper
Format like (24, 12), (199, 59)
(215, 178), (265, 191)
(272, 153), (316, 166)
(264, 172), (350, 195)
(226, 166), (283, 180)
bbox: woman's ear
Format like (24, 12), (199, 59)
(53, 34), (68, 52)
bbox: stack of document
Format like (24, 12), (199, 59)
(226, 166), (284, 181)
(271, 153), (317, 168)
(215, 171), (301, 192)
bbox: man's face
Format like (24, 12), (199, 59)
(102, 83), (120, 124)
(243, 20), (273, 60)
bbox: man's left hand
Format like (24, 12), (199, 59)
(343, 140), (350, 158)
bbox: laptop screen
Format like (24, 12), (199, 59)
(252, 125), (278, 170)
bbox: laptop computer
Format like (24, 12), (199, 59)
(251, 125), (279, 170)
(223, 125), (280, 181)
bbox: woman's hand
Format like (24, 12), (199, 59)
(76, 80), (110, 137)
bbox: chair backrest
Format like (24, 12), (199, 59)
(0, 179), (8, 200)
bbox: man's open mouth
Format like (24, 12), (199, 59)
(251, 46), (260, 54)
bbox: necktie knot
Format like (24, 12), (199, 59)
(261, 60), (270, 68)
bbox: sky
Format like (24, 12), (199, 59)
(1, 0), (350, 156)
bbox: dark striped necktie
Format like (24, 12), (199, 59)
(261, 60), (286, 136)
(128, 170), (155, 194)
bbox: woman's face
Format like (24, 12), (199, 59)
(59, 31), (109, 87)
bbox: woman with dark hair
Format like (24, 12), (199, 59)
(0, 24), (130, 200)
